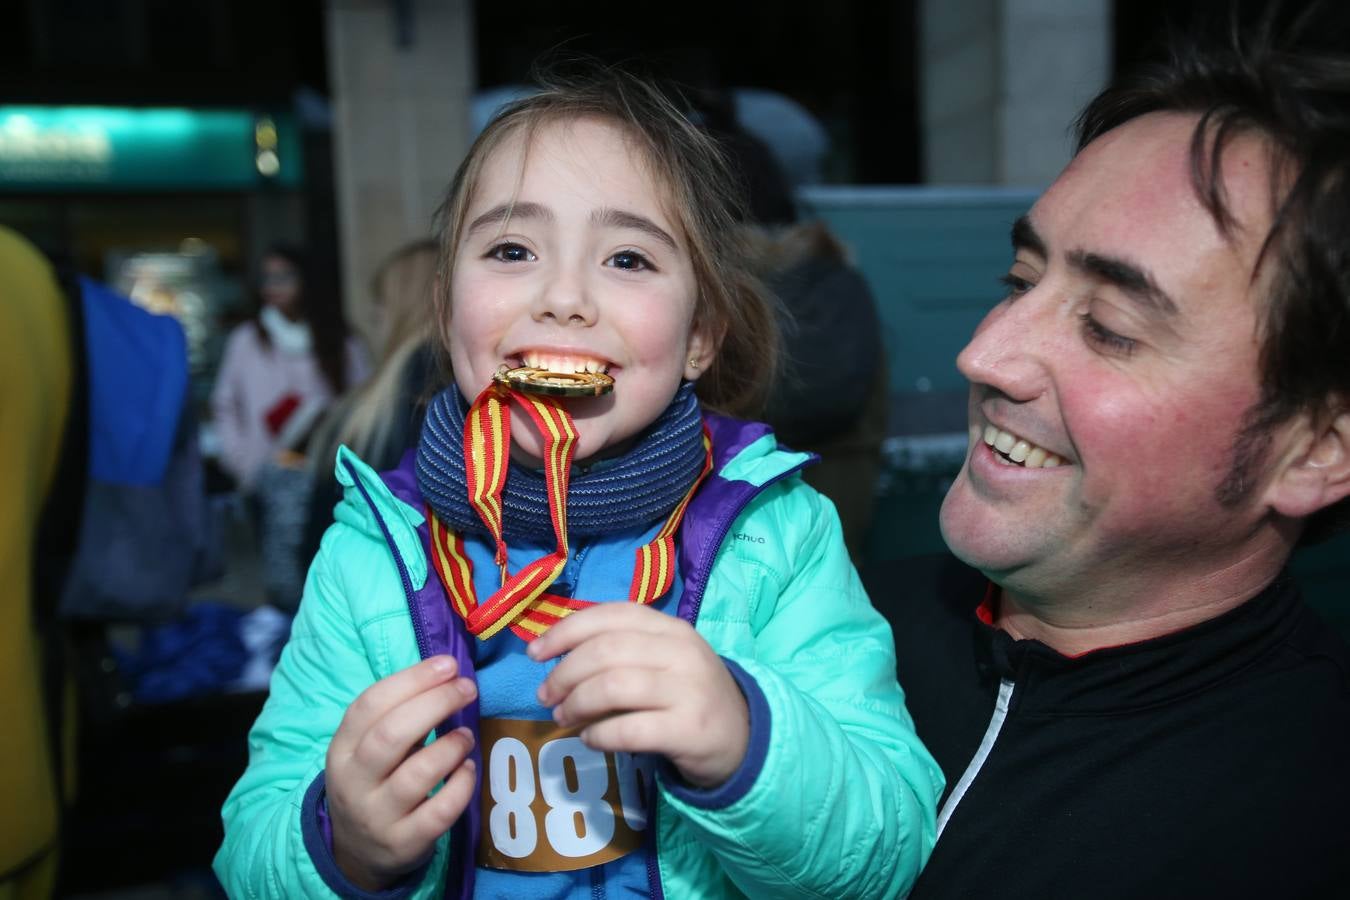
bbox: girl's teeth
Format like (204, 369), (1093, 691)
(1009, 440), (1031, 463)
(994, 431), (1016, 454)
(1026, 446), (1047, 468)
(518, 352), (608, 374)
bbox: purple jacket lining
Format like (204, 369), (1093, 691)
(320, 458), (481, 900)
(302, 770), (427, 899)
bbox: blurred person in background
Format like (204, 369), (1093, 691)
(748, 222), (887, 562)
(0, 225), (77, 899)
(210, 244), (370, 493)
(211, 244), (369, 610)
(301, 238), (447, 571)
(697, 90), (887, 560)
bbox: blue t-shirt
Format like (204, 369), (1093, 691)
(465, 520), (680, 900)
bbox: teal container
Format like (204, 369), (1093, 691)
(799, 186), (1035, 566)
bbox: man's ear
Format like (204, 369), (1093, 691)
(684, 316), (724, 381)
(1266, 406), (1350, 520)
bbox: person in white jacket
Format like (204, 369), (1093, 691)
(210, 245), (369, 492)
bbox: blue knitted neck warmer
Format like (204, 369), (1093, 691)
(416, 381), (706, 541)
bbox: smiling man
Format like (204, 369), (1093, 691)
(870, 8), (1350, 897)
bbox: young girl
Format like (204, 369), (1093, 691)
(215, 72), (941, 899)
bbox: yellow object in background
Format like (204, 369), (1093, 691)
(0, 226), (72, 896)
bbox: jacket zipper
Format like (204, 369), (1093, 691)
(645, 458), (812, 899)
(346, 460), (432, 665)
(934, 678), (1015, 840)
(350, 462), (481, 900)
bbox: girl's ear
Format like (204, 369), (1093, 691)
(684, 316), (724, 381)
(1265, 403), (1350, 521)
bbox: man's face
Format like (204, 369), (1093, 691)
(940, 111), (1284, 604)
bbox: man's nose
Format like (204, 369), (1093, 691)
(956, 295), (1052, 402)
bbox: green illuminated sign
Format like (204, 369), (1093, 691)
(0, 106), (303, 190)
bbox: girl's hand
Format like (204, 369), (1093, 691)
(530, 604), (749, 788)
(326, 655), (479, 891)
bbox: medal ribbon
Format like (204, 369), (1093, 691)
(428, 380), (713, 642)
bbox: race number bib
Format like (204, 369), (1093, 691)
(477, 718), (654, 872)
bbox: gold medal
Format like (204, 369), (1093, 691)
(494, 365), (614, 398)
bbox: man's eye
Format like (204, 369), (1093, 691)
(997, 273), (1034, 298)
(487, 243), (535, 263)
(607, 250), (654, 272)
(1079, 312), (1138, 356)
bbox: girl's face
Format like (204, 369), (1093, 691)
(260, 254), (302, 319)
(448, 117), (715, 465)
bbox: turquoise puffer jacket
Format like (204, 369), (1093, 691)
(215, 415), (942, 899)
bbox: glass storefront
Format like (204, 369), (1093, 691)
(0, 106), (307, 414)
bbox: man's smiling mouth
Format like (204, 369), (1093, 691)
(983, 425), (1065, 468)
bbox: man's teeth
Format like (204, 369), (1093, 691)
(520, 352), (609, 374)
(982, 425), (1063, 468)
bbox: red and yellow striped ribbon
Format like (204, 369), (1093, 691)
(428, 381), (713, 643)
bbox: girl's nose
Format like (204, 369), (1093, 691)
(532, 261), (596, 326)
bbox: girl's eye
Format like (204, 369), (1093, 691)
(1079, 312), (1137, 356)
(487, 243), (535, 263)
(607, 250), (655, 272)
(997, 272), (1034, 298)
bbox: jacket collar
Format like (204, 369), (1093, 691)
(336, 414), (814, 599)
(334, 445), (428, 588)
(973, 572), (1306, 713)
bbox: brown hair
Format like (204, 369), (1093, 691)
(370, 238), (439, 361)
(1075, 2), (1350, 543)
(431, 67), (782, 418)
(307, 239), (441, 480)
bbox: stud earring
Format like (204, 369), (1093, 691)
(688, 358), (700, 369)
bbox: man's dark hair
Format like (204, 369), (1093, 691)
(1074, 2), (1350, 543)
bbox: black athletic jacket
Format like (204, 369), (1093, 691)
(869, 555), (1350, 899)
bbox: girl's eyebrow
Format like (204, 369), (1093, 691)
(467, 201), (554, 236)
(592, 207), (678, 251)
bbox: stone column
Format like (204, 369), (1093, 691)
(920, 0), (1110, 187)
(325, 0), (474, 339)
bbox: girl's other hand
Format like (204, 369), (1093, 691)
(530, 604), (750, 789)
(325, 655), (479, 891)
